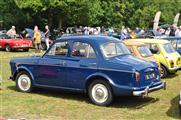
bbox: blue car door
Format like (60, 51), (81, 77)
(65, 41), (98, 89)
(35, 41), (69, 87)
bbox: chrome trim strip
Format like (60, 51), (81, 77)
(99, 68), (134, 73)
(169, 66), (181, 71)
(35, 84), (84, 91)
(16, 63), (134, 73)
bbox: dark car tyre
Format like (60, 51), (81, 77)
(15, 71), (33, 93)
(41, 42), (47, 50)
(88, 79), (113, 106)
(169, 70), (177, 75)
(5, 44), (11, 52)
(23, 48), (29, 52)
(160, 65), (168, 78)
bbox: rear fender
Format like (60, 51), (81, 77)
(86, 72), (116, 88)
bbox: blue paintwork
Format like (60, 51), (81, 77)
(9, 35), (164, 96)
(160, 36), (181, 55)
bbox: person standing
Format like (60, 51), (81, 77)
(33, 26), (41, 52)
(45, 25), (50, 50)
(6, 26), (17, 38)
(175, 26), (181, 37)
(170, 25), (177, 36)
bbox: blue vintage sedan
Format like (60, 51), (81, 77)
(9, 35), (166, 106)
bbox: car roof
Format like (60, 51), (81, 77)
(129, 38), (170, 44)
(159, 36), (181, 40)
(123, 40), (145, 46)
(57, 35), (121, 44)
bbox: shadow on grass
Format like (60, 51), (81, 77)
(112, 96), (159, 109)
(8, 85), (159, 109)
(166, 95), (181, 119)
(164, 73), (179, 79)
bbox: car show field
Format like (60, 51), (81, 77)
(0, 50), (181, 120)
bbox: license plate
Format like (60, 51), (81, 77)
(146, 73), (155, 80)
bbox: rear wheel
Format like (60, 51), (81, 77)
(15, 71), (33, 93)
(41, 42), (47, 50)
(5, 44), (11, 52)
(160, 65), (168, 78)
(23, 48), (29, 52)
(88, 79), (113, 106)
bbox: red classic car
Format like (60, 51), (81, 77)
(0, 33), (33, 52)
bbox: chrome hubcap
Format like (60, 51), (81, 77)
(18, 74), (31, 91)
(96, 88), (104, 98)
(92, 84), (108, 103)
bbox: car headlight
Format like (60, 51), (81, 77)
(169, 60), (174, 68)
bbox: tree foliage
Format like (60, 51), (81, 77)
(1, 0), (181, 30)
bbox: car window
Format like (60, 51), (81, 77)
(169, 39), (177, 48)
(126, 46), (134, 54)
(0, 34), (11, 39)
(162, 43), (176, 53)
(102, 42), (131, 58)
(72, 42), (96, 58)
(47, 42), (68, 56)
(137, 46), (153, 57)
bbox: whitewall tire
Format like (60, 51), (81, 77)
(16, 72), (33, 92)
(88, 80), (113, 106)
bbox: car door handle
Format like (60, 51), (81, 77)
(89, 63), (97, 66)
(59, 61), (66, 66)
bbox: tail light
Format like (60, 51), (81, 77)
(135, 71), (140, 82)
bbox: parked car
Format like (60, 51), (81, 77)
(158, 36), (181, 55)
(123, 40), (162, 77)
(9, 35), (166, 106)
(0, 33), (33, 52)
(133, 39), (181, 78)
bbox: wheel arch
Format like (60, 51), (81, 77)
(160, 62), (169, 72)
(85, 73), (114, 93)
(4, 43), (10, 48)
(13, 66), (35, 84)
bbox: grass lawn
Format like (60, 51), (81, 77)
(0, 50), (181, 120)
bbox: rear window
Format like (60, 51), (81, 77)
(162, 43), (176, 53)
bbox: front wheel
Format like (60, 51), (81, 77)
(160, 65), (168, 78)
(88, 80), (113, 106)
(23, 48), (29, 52)
(15, 71), (33, 92)
(5, 44), (11, 52)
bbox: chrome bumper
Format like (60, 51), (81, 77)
(169, 66), (181, 71)
(133, 81), (166, 96)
